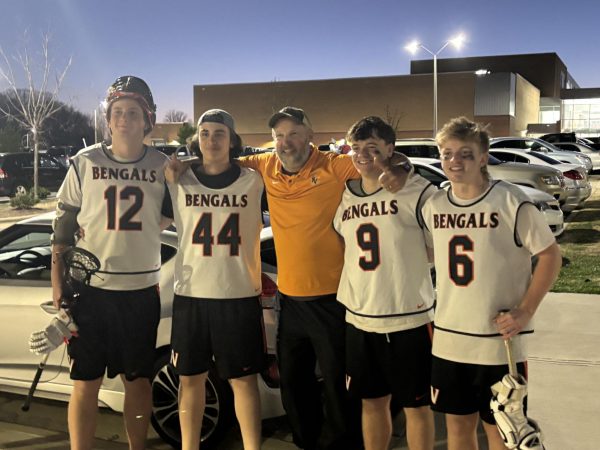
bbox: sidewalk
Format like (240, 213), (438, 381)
(527, 292), (600, 450)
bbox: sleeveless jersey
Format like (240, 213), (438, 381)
(333, 175), (436, 333)
(421, 180), (553, 365)
(169, 167), (264, 299)
(57, 143), (169, 290)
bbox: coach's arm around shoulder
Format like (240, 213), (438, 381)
(495, 242), (562, 340)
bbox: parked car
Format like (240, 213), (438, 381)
(539, 132), (577, 143)
(394, 139), (439, 158)
(489, 137), (593, 173)
(586, 137), (600, 145)
(578, 138), (600, 151)
(540, 132), (600, 151)
(407, 155), (569, 206)
(0, 213), (285, 449)
(548, 142), (600, 171)
(43, 146), (80, 167)
(488, 149), (591, 212)
(410, 159), (564, 236)
(153, 145), (191, 158)
(0, 152), (68, 197)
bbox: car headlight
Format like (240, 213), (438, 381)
(534, 201), (550, 212)
(540, 175), (559, 185)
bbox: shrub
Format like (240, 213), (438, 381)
(37, 187), (50, 200)
(9, 191), (39, 209)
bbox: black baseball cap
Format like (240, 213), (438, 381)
(268, 106), (311, 128)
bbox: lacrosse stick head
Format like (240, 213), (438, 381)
(62, 247), (101, 287)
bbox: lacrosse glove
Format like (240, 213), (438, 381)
(490, 374), (545, 450)
(28, 308), (78, 355)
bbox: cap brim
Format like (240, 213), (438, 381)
(268, 112), (303, 128)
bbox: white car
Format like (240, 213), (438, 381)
(489, 137), (593, 174)
(551, 142), (600, 171)
(489, 149), (591, 212)
(0, 213), (285, 449)
(410, 158), (564, 237)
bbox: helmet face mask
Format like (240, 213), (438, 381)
(105, 76), (156, 135)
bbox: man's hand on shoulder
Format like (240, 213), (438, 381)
(373, 151), (412, 193)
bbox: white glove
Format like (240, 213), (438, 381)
(490, 374), (545, 450)
(29, 308), (78, 355)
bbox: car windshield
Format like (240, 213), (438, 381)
(530, 151), (560, 165)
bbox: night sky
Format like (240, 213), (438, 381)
(1, 0), (598, 121)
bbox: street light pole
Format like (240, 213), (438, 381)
(433, 52), (437, 137)
(405, 35), (465, 137)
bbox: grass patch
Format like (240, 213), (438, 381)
(553, 176), (600, 294)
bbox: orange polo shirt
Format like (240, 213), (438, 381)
(241, 147), (358, 296)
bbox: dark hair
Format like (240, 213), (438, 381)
(229, 132), (243, 159)
(346, 116), (396, 145)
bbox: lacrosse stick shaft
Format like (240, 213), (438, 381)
(499, 309), (519, 378)
(504, 338), (518, 378)
(21, 353), (50, 411)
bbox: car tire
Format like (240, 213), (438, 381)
(150, 351), (235, 449)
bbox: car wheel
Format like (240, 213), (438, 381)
(150, 351), (235, 449)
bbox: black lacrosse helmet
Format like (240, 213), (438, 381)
(105, 75), (157, 133)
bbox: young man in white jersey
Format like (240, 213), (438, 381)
(333, 116), (436, 450)
(166, 109), (265, 450)
(51, 76), (173, 450)
(420, 117), (562, 450)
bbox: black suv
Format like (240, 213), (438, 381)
(0, 152), (68, 197)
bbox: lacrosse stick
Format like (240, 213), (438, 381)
(490, 310), (545, 450)
(22, 247), (100, 412)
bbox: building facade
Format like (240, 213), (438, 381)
(192, 53), (598, 147)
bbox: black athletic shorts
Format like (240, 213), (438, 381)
(170, 295), (266, 379)
(430, 355), (528, 424)
(345, 323), (433, 407)
(68, 285), (160, 381)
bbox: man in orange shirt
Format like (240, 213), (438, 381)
(241, 107), (411, 450)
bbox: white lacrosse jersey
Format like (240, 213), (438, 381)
(333, 175), (436, 333)
(421, 180), (556, 365)
(169, 166), (264, 299)
(57, 143), (169, 290)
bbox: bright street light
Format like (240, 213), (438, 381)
(405, 34), (466, 137)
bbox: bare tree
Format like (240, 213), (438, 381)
(384, 104), (405, 133)
(164, 109), (188, 123)
(267, 78), (295, 114)
(0, 33), (71, 197)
